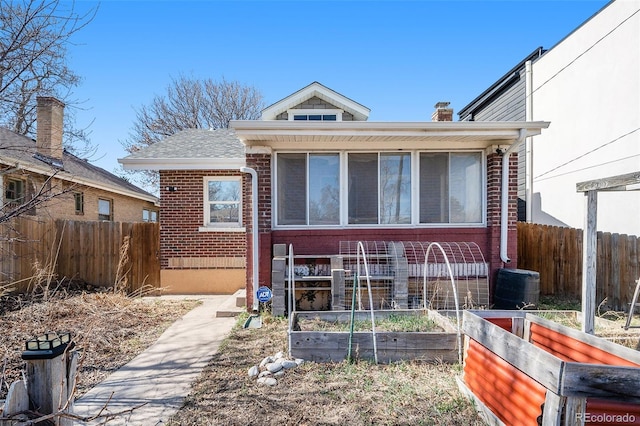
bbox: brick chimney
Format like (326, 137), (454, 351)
(431, 101), (453, 122)
(36, 96), (65, 160)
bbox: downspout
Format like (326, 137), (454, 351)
(500, 128), (527, 264)
(525, 60), (534, 222)
(240, 167), (260, 312)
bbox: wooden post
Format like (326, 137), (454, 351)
(582, 190), (597, 334)
(21, 333), (77, 426)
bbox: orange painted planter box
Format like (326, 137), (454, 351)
(460, 311), (640, 426)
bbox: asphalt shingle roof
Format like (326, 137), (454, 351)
(0, 127), (156, 200)
(122, 128), (244, 160)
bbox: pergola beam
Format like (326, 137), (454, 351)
(576, 171), (640, 335)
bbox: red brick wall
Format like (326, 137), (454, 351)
(486, 151), (519, 297)
(159, 170), (246, 269)
(241, 150), (519, 306)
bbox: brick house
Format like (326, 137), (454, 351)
(120, 82), (549, 306)
(0, 97), (158, 223)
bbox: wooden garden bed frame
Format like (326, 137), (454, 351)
(289, 309), (459, 363)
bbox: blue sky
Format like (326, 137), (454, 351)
(65, 0), (610, 175)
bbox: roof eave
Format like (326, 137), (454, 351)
(231, 120), (549, 138)
(0, 159), (158, 203)
(118, 157), (246, 171)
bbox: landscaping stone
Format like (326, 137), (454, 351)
(266, 361), (283, 373)
(248, 365), (259, 378)
(249, 352), (305, 386)
(257, 377), (277, 386)
(259, 356), (274, 367)
(281, 360), (297, 369)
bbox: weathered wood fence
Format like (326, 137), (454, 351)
(517, 222), (640, 310)
(0, 217), (160, 294)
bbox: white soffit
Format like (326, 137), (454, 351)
(230, 120), (550, 150)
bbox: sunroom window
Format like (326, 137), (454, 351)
(348, 153), (411, 224)
(204, 177), (241, 226)
(419, 152), (482, 223)
(274, 151), (483, 227)
(277, 153), (340, 226)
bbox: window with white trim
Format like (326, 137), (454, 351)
(277, 153), (340, 225)
(98, 198), (112, 221)
(348, 153), (411, 224)
(274, 151), (484, 227)
(204, 177), (241, 227)
(287, 109), (343, 122)
(419, 152), (482, 224)
(143, 208), (158, 222)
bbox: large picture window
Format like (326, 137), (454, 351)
(348, 153), (411, 224)
(204, 177), (241, 226)
(419, 152), (482, 224)
(277, 153), (340, 226)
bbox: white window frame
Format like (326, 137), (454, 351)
(287, 108), (343, 122)
(200, 176), (245, 232)
(143, 208), (158, 222)
(273, 150), (486, 229)
(98, 198), (113, 221)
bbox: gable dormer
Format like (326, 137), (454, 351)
(261, 81), (370, 122)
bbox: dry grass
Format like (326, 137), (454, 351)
(0, 291), (198, 399)
(168, 314), (483, 426)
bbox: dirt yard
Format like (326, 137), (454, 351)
(0, 291), (198, 400)
(167, 314), (485, 426)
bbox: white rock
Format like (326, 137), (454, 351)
(294, 358), (304, 366)
(258, 370), (272, 378)
(274, 369), (285, 377)
(259, 356), (274, 368)
(274, 351), (285, 360)
(281, 360), (298, 369)
(266, 361), (283, 373)
(257, 377), (277, 386)
(248, 365), (259, 378)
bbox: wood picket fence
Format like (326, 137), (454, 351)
(517, 222), (640, 311)
(0, 217), (160, 294)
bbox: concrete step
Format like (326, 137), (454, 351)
(215, 289), (245, 318)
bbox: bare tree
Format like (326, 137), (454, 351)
(120, 76), (264, 191)
(0, 0), (97, 155)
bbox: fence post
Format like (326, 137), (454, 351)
(21, 332), (77, 426)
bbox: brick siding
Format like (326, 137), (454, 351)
(159, 170), (246, 269)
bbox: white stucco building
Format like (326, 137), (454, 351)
(460, 0), (640, 236)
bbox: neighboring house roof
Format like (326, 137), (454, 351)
(0, 127), (157, 203)
(119, 128), (245, 170)
(261, 81), (371, 121)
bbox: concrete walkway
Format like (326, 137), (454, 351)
(73, 292), (243, 425)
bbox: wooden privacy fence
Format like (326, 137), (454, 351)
(0, 217), (160, 293)
(517, 222), (640, 310)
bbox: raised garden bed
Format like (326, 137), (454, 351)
(460, 310), (640, 425)
(289, 309), (459, 363)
